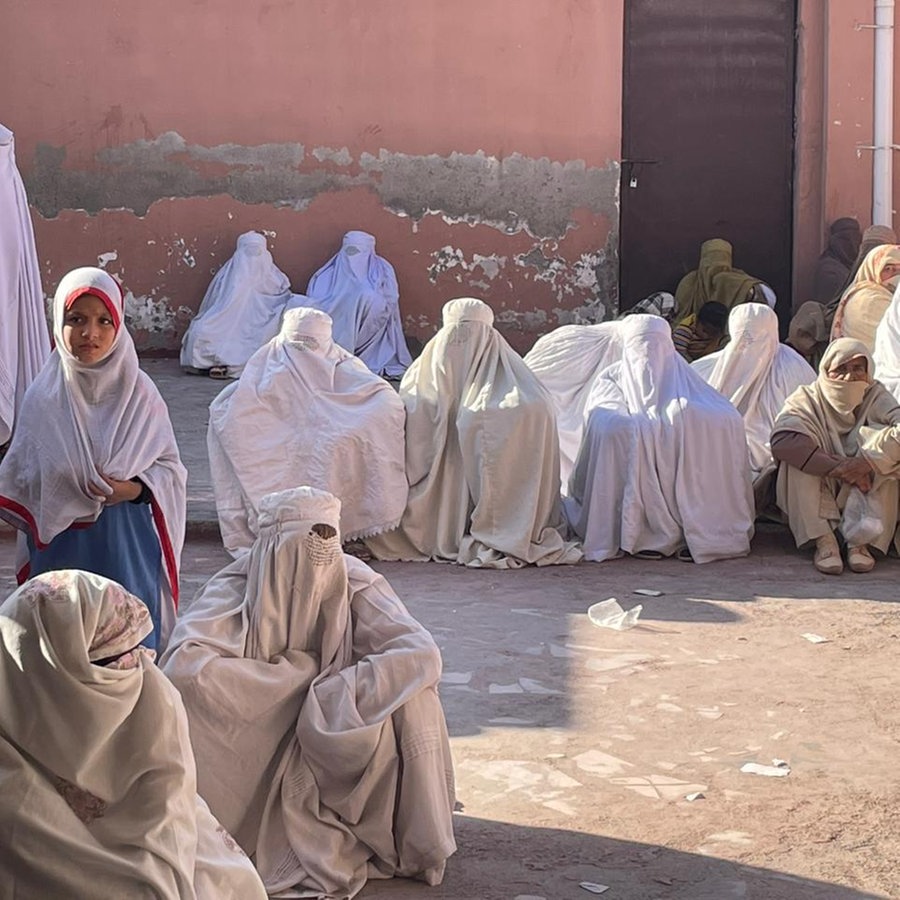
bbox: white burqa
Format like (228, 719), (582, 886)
(208, 307), (408, 554)
(564, 315), (754, 563)
(692, 304), (815, 484)
(366, 298), (582, 568)
(161, 487), (456, 900)
(0, 570), (267, 899)
(873, 281), (900, 400)
(0, 267), (186, 641)
(180, 231), (292, 377)
(295, 230), (412, 377)
(524, 322), (624, 491)
(0, 123), (49, 444)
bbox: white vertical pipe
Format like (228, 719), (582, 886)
(873, 0), (894, 225)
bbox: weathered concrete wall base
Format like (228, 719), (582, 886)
(29, 137), (619, 354)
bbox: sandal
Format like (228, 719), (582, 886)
(633, 549), (666, 560)
(208, 365), (230, 380)
(814, 533), (843, 575)
(847, 544), (875, 573)
(677, 548), (693, 563)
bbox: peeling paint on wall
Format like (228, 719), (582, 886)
(28, 132), (619, 242)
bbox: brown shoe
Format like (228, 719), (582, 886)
(847, 544), (875, 573)
(814, 533), (843, 575)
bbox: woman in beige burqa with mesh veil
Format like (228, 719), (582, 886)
(367, 297), (582, 568)
(772, 339), (900, 575)
(161, 486), (455, 899)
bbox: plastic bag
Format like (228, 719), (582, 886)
(841, 486), (883, 546)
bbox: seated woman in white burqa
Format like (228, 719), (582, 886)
(293, 230), (411, 378)
(524, 321), (624, 491)
(207, 307), (408, 555)
(0, 569), (267, 899)
(692, 303), (815, 508)
(161, 487), (456, 900)
(366, 297), (582, 568)
(180, 231), (292, 379)
(564, 314), (755, 563)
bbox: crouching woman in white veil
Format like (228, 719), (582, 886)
(565, 314), (755, 563)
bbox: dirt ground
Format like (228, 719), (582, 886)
(2, 523), (898, 900)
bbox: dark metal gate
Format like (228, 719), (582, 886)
(619, 0), (796, 319)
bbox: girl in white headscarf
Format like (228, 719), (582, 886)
(0, 569), (267, 899)
(565, 314), (755, 563)
(296, 230), (412, 377)
(366, 297), (582, 567)
(692, 304), (815, 502)
(181, 231), (292, 379)
(772, 339), (900, 575)
(207, 306), (408, 554)
(0, 267), (186, 649)
(161, 487), (456, 899)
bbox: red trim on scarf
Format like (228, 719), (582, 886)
(16, 561), (30, 586)
(150, 497), (179, 609)
(65, 286), (121, 332)
(0, 496), (47, 549)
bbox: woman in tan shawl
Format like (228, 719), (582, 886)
(771, 339), (900, 574)
(829, 244), (900, 351)
(673, 238), (765, 323)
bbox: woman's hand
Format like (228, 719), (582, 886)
(89, 475), (142, 505)
(830, 456), (875, 492)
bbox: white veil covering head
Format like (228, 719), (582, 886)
(162, 486), (456, 898)
(524, 321), (624, 490)
(207, 306), (408, 554)
(367, 297), (582, 567)
(0, 569), (267, 899)
(565, 314), (755, 563)
(0, 267), (186, 626)
(873, 281), (900, 400)
(298, 230), (412, 377)
(180, 230), (292, 375)
(692, 303), (815, 477)
(0, 123), (50, 444)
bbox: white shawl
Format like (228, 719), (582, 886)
(524, 322), (623, 492)
(0, 570), (267, 899)
(565, 314), (754, 563)
(366, 298), (582, 568)
(0, 124), (49, 444)
(873, 281), (900, 401)
(208, 307), (408, 554)
(692, 304), (815, 480)
(161, 487), (456, 899)
(180, 231), (292, 376)
(0, 267), (186, 636)
(298, 230), (412, 377)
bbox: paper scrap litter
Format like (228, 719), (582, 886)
(685, 791), (705, 801)
(801, 633), (830, 644)
(633, 588), (663, 597)
(588, 598), (642, 631)
(579, 883), (610, 895)
(741, 762), (791, 777)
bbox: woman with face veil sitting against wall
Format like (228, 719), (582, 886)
(366, 297), (581, 568)
(161, 487), (456, 899)
(771, 339), (900, 575)
(0, 569), (267, 899)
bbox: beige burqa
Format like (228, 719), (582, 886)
(773, 339), (900, 550)
(0, 570), (267, 899)
(366, 298), (582, 567)
(161, 487), (456, 899)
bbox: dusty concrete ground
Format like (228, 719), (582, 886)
(2, 360), (898, 899)
(3, 525), (896, 899)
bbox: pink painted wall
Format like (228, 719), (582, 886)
(2, 0), (625, 353)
